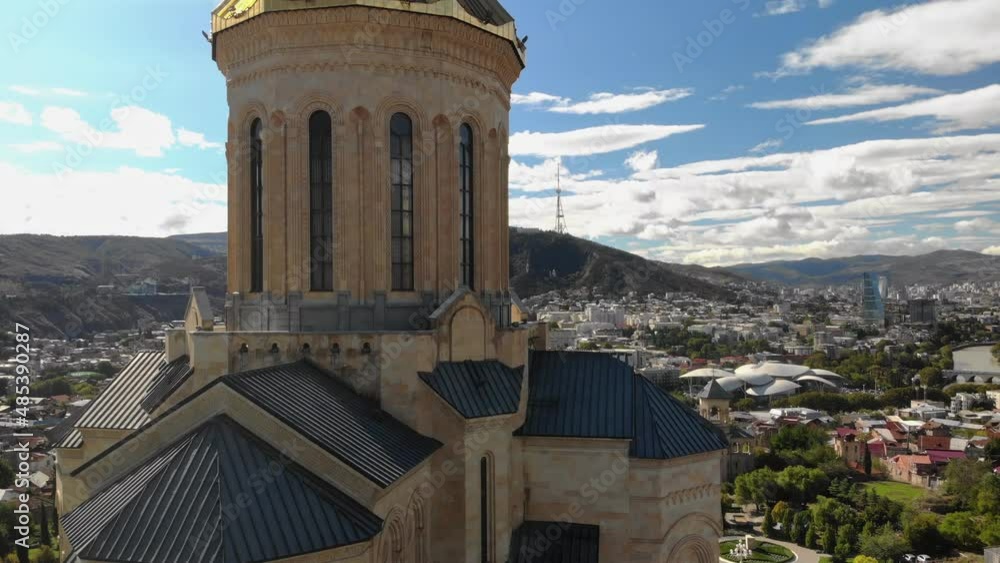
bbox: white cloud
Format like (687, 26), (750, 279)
(750, 84), (940, 110)
(805, 84), (1000, 133)
(749, 138), (783, 154)
(511, 92), (569, 106)
(508, 133), (1000, 265)
(776, 0), (1000, 76)
(8, 141), (62, 153)
(0, 102), (32, 125)
(512, 89), (692, 114)
(625, 150), (658, 173)
(0, 162), (226, 236)
(817, 0), (834, 7)
(177, 128), (222, 150)
(709, 84), (745, 101)
(984, 246), (1000, 256)
(764, 0), (806, 16)
(955, 217), (1000, 234)
(41, 105), (177, 157)
(510, 124), (704, 158)
(9, 85), (87, 97)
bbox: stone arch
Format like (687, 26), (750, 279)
(661, 512), (722, 563)
(404, 490), (428, 563)
(665, 534), (716, 563)
(449, 305), (487, 360)
(377, 507), (406, 563)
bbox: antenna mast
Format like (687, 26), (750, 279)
(555, 156), (568, 234)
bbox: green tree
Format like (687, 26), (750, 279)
(777, 466), (830, 506)
(33, 547), (56, 563)
(96, 361), (117, 377)
(781, 508), (795, 541)
(903, 512), (942, 555)
(0, 461), (14, 489)
(39, 506), (49, 546)
(858, 526), (909, 562)
(763, 505), (775, 537)
(835, 524), (856, 563)
(734, 468), (779, 511)
(852, 557), (878, 563)
(943, 458), (992, 510)
(980, 515), (1000, 547)
(791, 511), (810, 545)
(975, 473), (1000, 514)
(992, 342), (1000, 361)
(918, 366), (942, 388)
(939, 512), (983, 551)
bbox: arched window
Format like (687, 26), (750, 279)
(480, 455), (493, 563)
(459, 124), (474, 289)
(309, 111), (334, 291)
(250, 118), (264, 293)
(390, 113), (414, 291)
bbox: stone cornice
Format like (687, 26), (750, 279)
(216, 7), (521, 95)
(632, 484), (720, 507)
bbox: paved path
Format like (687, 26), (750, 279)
(720, 535), (826, 563)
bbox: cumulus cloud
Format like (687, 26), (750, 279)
(512, 89), (692, 114)
(984, 246), (1000, 256)
(0, 101), (32, 125)
(774, 0), (1000, 76)
(805, 84), (1000, 133)
(8, 141), (62, 153)
(41, 106), (177, 157)
(750, 84), (940, 110)
(9, 85), (87, 97)
(508, 133), (1000, 265)
(177, 128), (223, 150)
(0, 162), (226, 236)
(510, 124), (704, 157)
(625, 150), (658, 173)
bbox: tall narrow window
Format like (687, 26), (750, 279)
(390, 113), (414, 291)
(309, 111), (334, 291)
(250, 118), (264, 293)
(480, 456), (492, 563)
(459, 124), (475, 289)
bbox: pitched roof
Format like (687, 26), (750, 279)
(518, 351), (634, 439)
(518, 351), (728, 461)
(420, 361), (523, 419)
(63, 416), (381, 563)
(510, 521), (599, 563)
(46, 408), (85, 448)
(632, 376), (729, 460)
(697, 378), (733, 400)
(75, 352), (163, 430)
(223, 361), (441, 488)
(139, 355), (193, 413)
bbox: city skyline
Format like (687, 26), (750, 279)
(0, 0), (998, 267)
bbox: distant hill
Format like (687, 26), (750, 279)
(0, 229), (737, 336)
(509, 229), (739, 297)
(725, 250), (1000, 286)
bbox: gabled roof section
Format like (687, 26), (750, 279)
(76, 352), (163, 430)
(632, 376), (729, 460)
(420, 361), (523, 419)
(517, 351), (634, 439)
(140, 355), (193, 413)
(518, 351), (728, 461)
(510, 521), (599, 563)
(697, 378), (733, 400)
(63, 416), (381, 563)
(223, 361), (442, 488)
(46, 408), (84, 448)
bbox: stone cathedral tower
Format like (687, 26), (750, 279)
(52, 2), (727, 562)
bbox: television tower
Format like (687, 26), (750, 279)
(555, 156), (568, 234)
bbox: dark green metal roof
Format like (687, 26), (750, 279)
(518, 351), (728, 460)
(518, 351), (634, 439)
(420, 361), (523, 419)
(223, 361), (442, 488)
(63, 416), (381, 563)
(510, 521), (599, 563)
(697, 378), (733, 400)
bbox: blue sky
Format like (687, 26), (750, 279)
(1, 0), (998, 265)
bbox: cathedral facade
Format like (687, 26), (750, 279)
(53, 2), (726, 562)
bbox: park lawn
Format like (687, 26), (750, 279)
(861, 481), (927, 504)
(720, 540), (794, 563)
